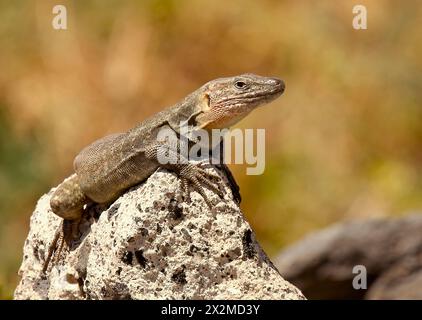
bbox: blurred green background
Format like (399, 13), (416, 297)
(1, 0), (421, 299)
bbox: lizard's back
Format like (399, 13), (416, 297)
(73, 93), (199, 203)
(73, 116), (164, 203)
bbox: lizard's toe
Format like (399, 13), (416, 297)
(42, 219), (81, 274)
(178, 164), (223, 208)
(179, 178), (192, 203)
(196, 165), (222, 181)
(196, 173), (224, 198)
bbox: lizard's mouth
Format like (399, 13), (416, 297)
(214, 84), (285, 110)
(233, 86), (285, 107)
(269, 77), (285, 95)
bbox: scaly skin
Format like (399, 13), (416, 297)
(43, 74), (285, 273)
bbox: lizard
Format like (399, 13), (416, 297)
(43, 73), (285, 273)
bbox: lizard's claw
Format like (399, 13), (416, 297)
(42, 219), (80, 274)
(42, 223), (63, 274)
(178, 164), (224, 208)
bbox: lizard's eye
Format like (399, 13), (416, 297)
(234, 81), (248, 89)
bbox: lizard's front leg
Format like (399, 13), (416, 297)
(145, 142), (223, 208)
(43, 174), (89, 273)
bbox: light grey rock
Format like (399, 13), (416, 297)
(274, 214), (422, 299)
(15, 167), (305, 300)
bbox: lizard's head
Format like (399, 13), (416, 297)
(195, 73), (285, 129)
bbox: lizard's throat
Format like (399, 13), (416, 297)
(197, 107), (252, 129)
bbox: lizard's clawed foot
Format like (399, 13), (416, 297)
(42, 219), (80, 274)
(178, 163), (224, 208)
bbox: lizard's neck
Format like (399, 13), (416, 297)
(166, 89), (207, 132)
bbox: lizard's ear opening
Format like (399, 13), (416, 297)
(195, 94), (216, 129)
(199, 93), (210, 112)
(188, 93), (210, 126)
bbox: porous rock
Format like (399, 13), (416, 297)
(15, 168), (305, 300)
